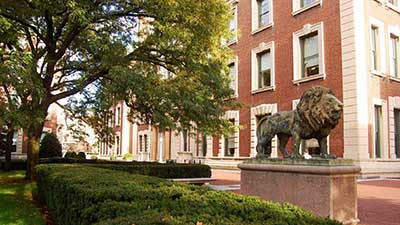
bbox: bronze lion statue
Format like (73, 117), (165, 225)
(256, 86), (343, 159)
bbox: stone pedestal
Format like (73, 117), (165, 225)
(239, 159), (361, 225)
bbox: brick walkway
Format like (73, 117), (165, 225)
(210, 169), (400, 225)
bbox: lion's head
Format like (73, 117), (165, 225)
(296, 86), (343, 132)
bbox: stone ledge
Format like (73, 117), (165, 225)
(244, 158), (355, 166)
(239, 162), (361, 175)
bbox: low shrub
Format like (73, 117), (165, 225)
(64, 151), (77, 158)
(36, 164), (340, 225)
(77, 152), (86, 159)
(0, 159), (26, 170)
(37, 158), (211, 178)
(89, 163), (211, 178)
(122, 153), (133, 161)
(39, 133), (62, 158)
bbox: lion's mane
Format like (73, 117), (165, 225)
(296, 86), (342, 132)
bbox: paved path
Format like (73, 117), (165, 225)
(210, 169), (400, 225)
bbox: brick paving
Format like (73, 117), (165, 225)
(211, 169), (400, 225)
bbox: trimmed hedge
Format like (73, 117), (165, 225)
(0, 159), (26, 170)
(38, 158), (211, 178)
(36, 164), (341, 225)
(39, 133), (62, 158)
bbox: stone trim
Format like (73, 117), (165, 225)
(372, 98), (389, 159)
(340, 0), (370, 160)
(292, 22), (325, 83)
(388, 96), (400, 158)
(250, 104), (277, 157)
(251, 41), (275, 92)
(219, 110), (240, 158)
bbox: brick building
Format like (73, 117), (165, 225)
(99, 0), (400, 176)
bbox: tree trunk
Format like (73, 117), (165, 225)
(25, 123), (44, 180)
(4, 126), (14, 172)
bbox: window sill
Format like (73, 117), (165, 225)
(292, 1), (322, 16)
(386, 3), (400, 14)
(389, 76), (400, 83)
(226, 39), (238, 46)
(371, 70), (385, 78)
(251, 86), (275, 95)
(293, 74), (325, 85)
(177, 151), (192, 154)
(251, 23), (273, 35)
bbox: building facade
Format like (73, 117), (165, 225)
(99, 0), (400, 176)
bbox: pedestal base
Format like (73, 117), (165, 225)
(239, 159), (361, 224)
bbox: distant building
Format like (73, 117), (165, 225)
(99, 0), (400, 176)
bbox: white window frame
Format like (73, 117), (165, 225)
(386, 0), (400, 13)
(372, 98), (389, 159)
(293, 22), (325, 84)
(227, 3), (238, 45)
(251, 0), (274, 35)
(251, 41), (275, 93)
(369, 17), (386, 76)
(219, 110), (240, 158)
(228, 56), (239, 97)
(388, 26), (400, 80)
(292, 0), (322, 16)
(250, 103), (278, 157)
(388, 96), (400, 159)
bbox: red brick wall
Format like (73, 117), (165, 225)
(213, 0), (344, 157)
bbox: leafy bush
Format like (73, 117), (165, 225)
(89, 163), (211, 178)
(36, 164), (340, 225)
(39, 133), (62, 158)
(0, 159), (26, 170)
(77, 152), (86, 159)
(37, 158), (211, 178)
(122, 153), (133, 161)
(64, 151), (77, 158)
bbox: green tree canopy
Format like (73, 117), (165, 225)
(0, 0), (237, 179)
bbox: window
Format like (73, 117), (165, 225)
(301, 0), (316, 7)
(115, 135), (120, 155)
(369, 17), (385, 75)
(228, 6), (237, 44)
(257, 50), (272, 88)
(371, 26), (379, 71)
(256, 114), (271, 152)
(139, 135), (143, 152)
(292, 0), (321, 15)
(116, 107), (121, 126)
(224, 119), (236, 157)
(228, 62), (237, 94)
(144, 134), (148, 153)
(293, 23), (324, 83)
(388, 0), (399, 9)
(390, 34), (399, 78)
(183, 129), (190, 152)
(301, 32), (319, 78)
(258, 0), (270, 27)
(201, 135), (207, 157)
(395, 109), (400, 158)
(251, 42), (274, 92)
(252, 0), (273, 33)
(374, 105), (382, 158)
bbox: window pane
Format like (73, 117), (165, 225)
(301, 0), (316, 8)
(395, 109), (400, 158)
(258, 0), (270, 26)
(258, 51), (271, 88)
(224, 119), (235, 157)
(229, 63), (236, 91)
(371, 27), (378, 71)
(301, 32), (319, 77)
(391, 35), (399, 77)
(374, 105), (382, 158)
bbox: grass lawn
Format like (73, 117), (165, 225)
(0, 170), (45, 225)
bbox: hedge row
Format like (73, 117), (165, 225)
(36, 164), (340, 225)
(0, 159), (26, 170)
(38, 158), (211, 178)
